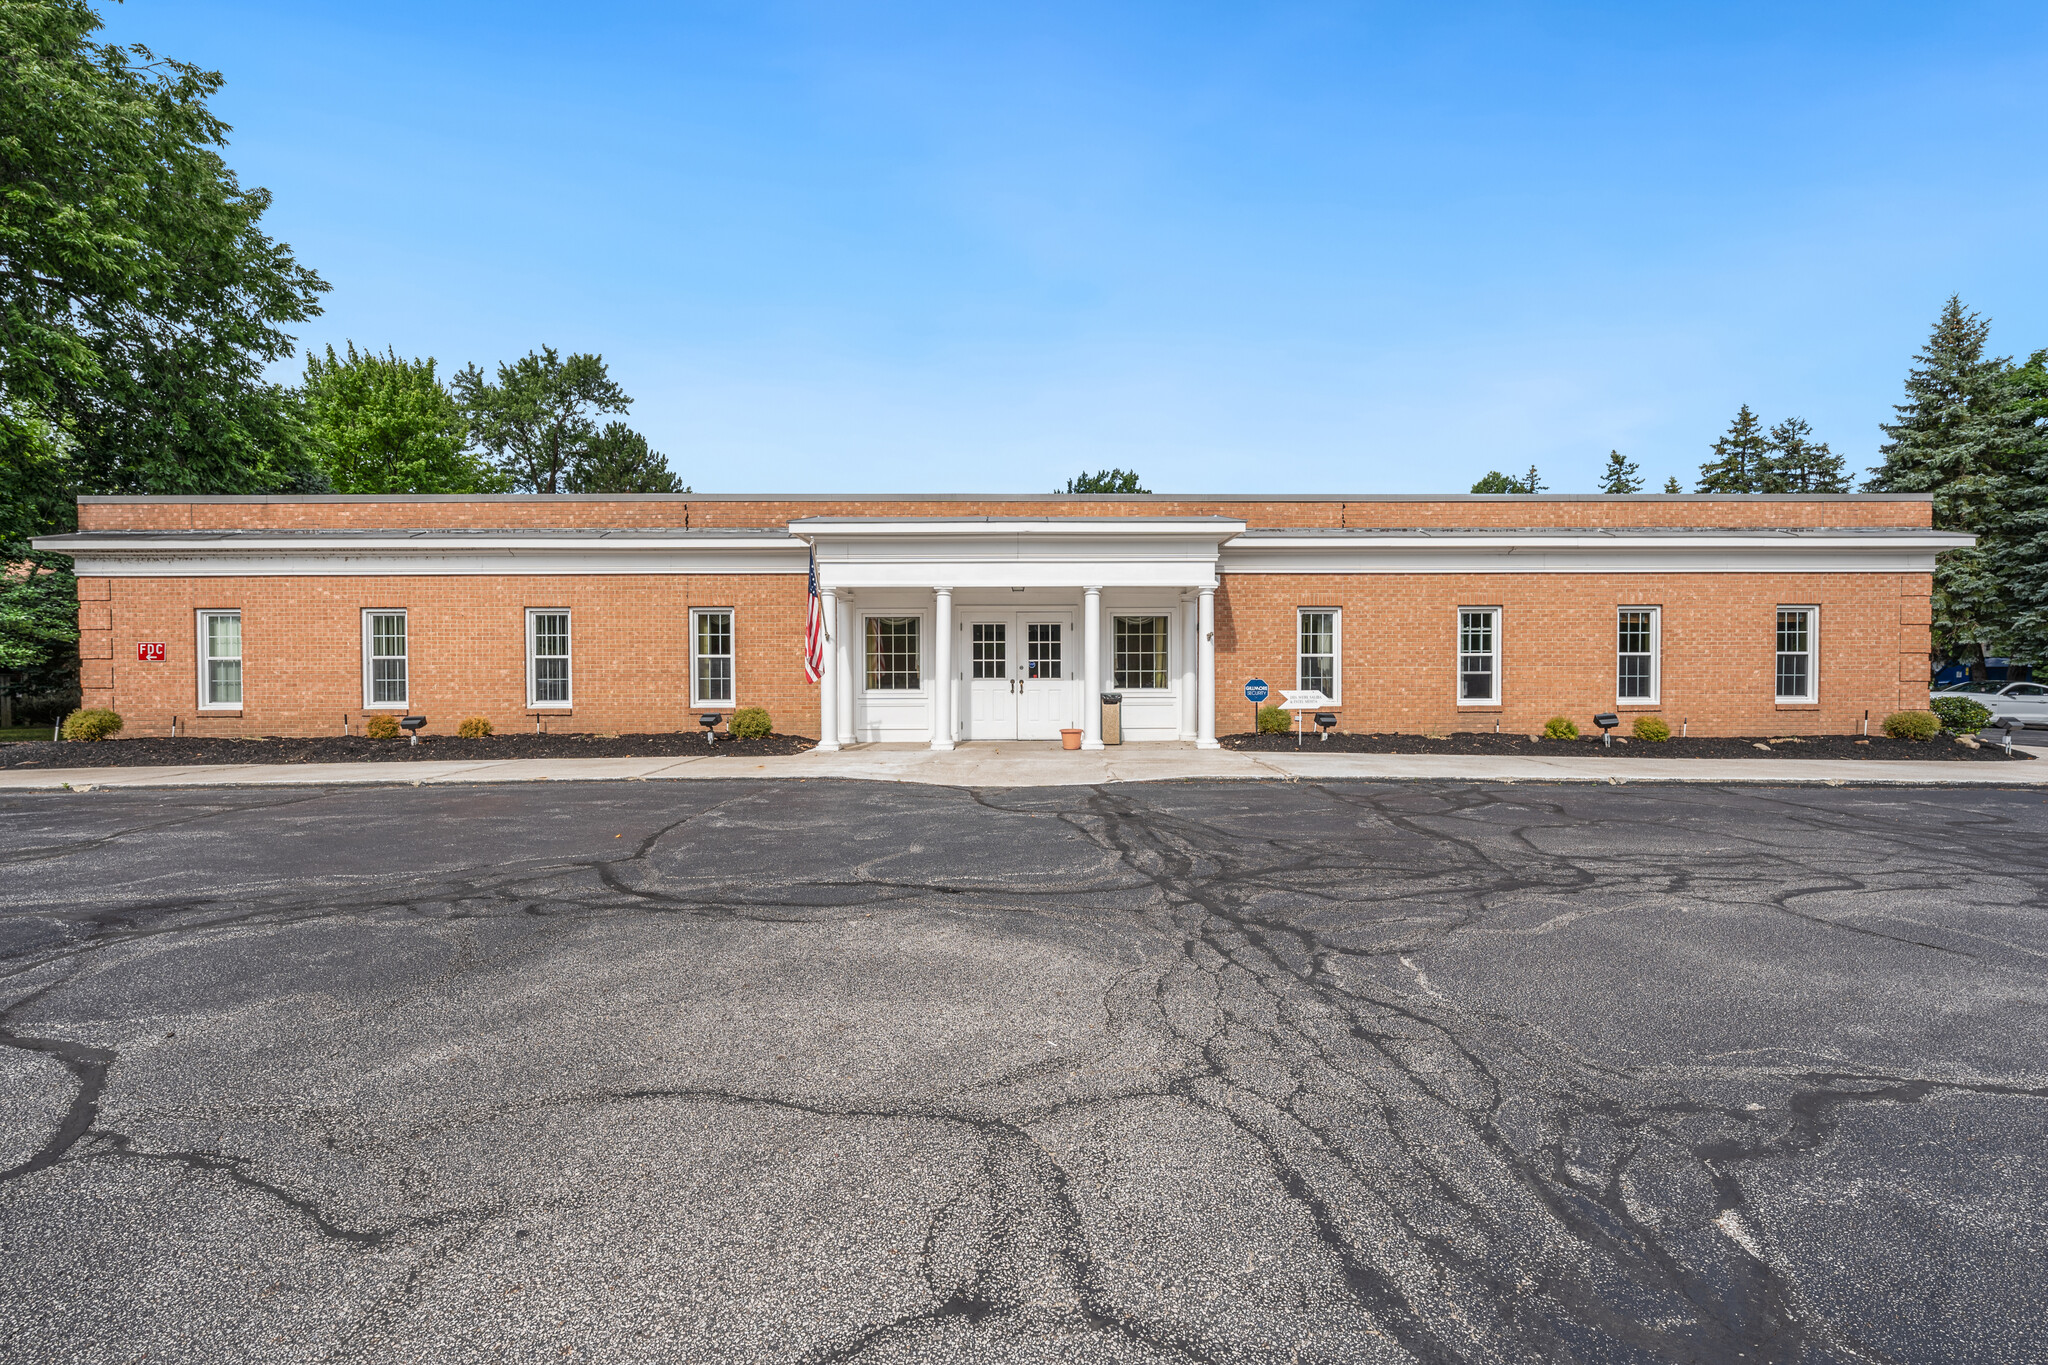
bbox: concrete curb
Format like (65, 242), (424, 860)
(3, 746), (2044, 791)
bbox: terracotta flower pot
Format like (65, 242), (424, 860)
(1060, 728), (1083, 750)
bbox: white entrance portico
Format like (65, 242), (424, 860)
(796, 517), (1241, 751)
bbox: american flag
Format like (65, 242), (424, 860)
(803, 549), (826, 684)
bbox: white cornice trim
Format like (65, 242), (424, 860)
(1222, 531), (1971, 575)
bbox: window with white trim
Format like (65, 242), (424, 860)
(198, 610), (242, 708)
(865, 616), (921, 690)
(1297, 609), (1337, 700)
(1617, 607), (1658, 704)
(528, 610), (572, 707)
(1775, 607), (1816, 701)
(1458, 608), (1498, 703)
(1113, 616), (1169, 690)
(363, 610), (407, 708)
(692, 608), (734, 705)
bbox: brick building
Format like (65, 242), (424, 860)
(35, 492), (1964, 745)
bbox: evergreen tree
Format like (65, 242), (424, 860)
(302, 343), (503, 493)
(1662, 476), (1683, 493)
(1993, 351), (2048, 666)
(1598, 450), (1642, 494)
(1696, 405), (1772, 492)
(566, 422), (687, 493)
(1864, 297), (2018, 669)
(1761, 417), (1849, 493)
(1470, 469), (1534, 493)
(1062, 469), (1148, 493)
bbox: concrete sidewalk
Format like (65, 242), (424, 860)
(3, 739), (2044, 789)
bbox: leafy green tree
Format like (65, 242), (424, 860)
(566, 422), (687, 493)
(1470, 466), (1542, 493)
(1, 0), (328, 685)
(1696, 405), (1772, 492)
(1761, 417), (1848, 493)
(1662, 476), (1683, 493)
(453, 347), (630, 494)
(1598, 450), (1642, 494)
(1062, 468), (1149, 494)
(301, 343), (503, 493)
(1864, 297), (2022, 670)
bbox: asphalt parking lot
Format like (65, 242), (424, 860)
(3, 778), (2045, 1365)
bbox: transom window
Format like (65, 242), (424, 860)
(971, 622), (1007, 680)
(1026, 623), (1062, 679)
(1113, 616), (1168, 690)
(364, 611), (407, 707)
(199, 610), (241, 708)
(1458, 609), (1498, 703)
(1617, 608), (1658, 702)
(866, 616), (922, 690)
(1297, 609), (1336, 698)
(528, 610), (571, 707)
(693, 609), (733, 705)
(1776, 608), (1815, 701)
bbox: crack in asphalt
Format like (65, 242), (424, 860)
(0, 779), (2043, 1364)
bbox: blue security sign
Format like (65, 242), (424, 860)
(1244, 678), (1269, 703)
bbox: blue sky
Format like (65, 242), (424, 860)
(101, 2), (2048, 494)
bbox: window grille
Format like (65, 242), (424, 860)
(1617, 609), (1656, 701)
(201, 611), (241, 707)
(367, 612), (407, 705)
(1113, 616), (1168, 690)
(971, 622), (1007, 680)
(1298, 610), (1335, 697)
(694, 610), (733, 703)
(1458, 609), (1497, 702)
(866, 617), (921, 690)
(530, 611), (571, 705)
(1025, 623), (1062, 679)
(1776, 609), (1813, 700)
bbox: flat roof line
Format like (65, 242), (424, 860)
(75, 492), (1935, 504)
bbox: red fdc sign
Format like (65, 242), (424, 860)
(137, 642), (166, 661)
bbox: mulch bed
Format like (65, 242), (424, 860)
(0, 731), (815, 769)
(1222, 730), (2032, 761)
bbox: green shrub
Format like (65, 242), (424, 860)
(1542, 715), (1579, 740)
(364, 714), (401, 740)
(456, 715), (493, 739)
(730, 706), (773, 739)
(1882, 710), (1940, 741)
(1928, 695), (1992, 736)
(60, 708), (123, 742)
(1631, 716), (1672, 742)
(1255, 704), (1288, 734)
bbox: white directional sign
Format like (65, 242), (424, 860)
(1278, 689), (1330, 711)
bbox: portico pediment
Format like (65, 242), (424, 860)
(792, 516), (1244, 590)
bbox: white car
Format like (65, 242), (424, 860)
(1931, 680), (2048, 728)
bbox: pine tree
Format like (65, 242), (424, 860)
(1598, 450), (1642, 494)
(1523, 464), (1545, 493)
(1762, 417), (1849, 493)
(1696, 405), (1771, 492)
(1865, 297), (2018, 668)
(1662, 476), (1683, 493)
(1993, 351), (2048, 666)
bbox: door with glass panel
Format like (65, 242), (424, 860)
(966, 619), (1016, 739)
(1015, 615), (1071, 739)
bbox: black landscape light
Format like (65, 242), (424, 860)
(1592, 712), (1619, 747)
(1314, 712), (1337, 741)
(400, 715), (427, 747)
(699, 712), (723, 744)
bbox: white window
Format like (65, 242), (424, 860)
(527, 609), (572, 707)
(1297, 609), (1339, 700)
(197, 610), (242, 709)
(1112, 616), (1170, 691)
(1617, 607), (1659, 704)
(1457, 608), (1499, 704)
(692, 608), (734, 706)
(1775, 607), (1816, 702)
(363, 610), (408, 708)
(864, 616), (922, 690)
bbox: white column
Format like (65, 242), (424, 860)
(1180, 595), (1199, 740)
(931, 588), (954, 750)
(1081, 585), (1104, 750)
(816, 587), (840, 751)
(835, 593), (856, 746)
(1197, 585), (1218, 749)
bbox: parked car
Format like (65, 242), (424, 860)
(1930, 680), (2048, 728)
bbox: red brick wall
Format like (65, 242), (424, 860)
(80, 574), (817, 739)
(1213, 572), (1933, 737)
(78, 493), (1932, 533)
(77, 567), (1935, 739)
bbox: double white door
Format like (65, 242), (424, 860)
(965, 612), (1072, 740)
